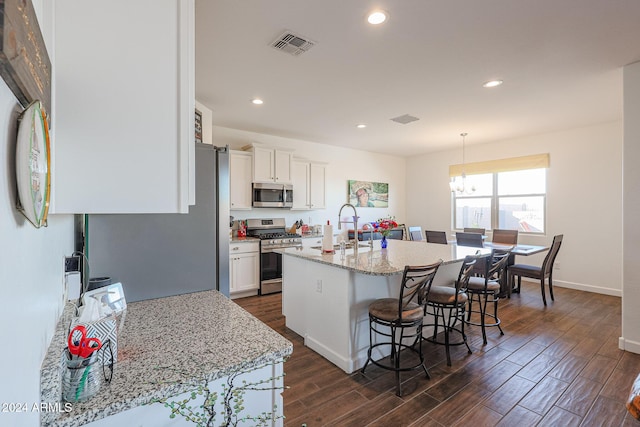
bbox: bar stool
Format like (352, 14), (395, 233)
(466, 248), (511, 344)
(423, 255), (478, 366)
(360, 260), (442, 396)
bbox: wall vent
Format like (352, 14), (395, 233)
(390, 114), (420, 125)
(271, 30), (316, 56)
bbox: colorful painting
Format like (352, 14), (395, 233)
(348, 180), (389, 208)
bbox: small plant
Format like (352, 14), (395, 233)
(151, 361), (287, 427)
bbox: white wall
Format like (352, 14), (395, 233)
(622, 61), (640, 353)
(406, 121), (623, 296)
(214, 126), (407, 231)
(0, 2), (75, 425)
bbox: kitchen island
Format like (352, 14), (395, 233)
(40, 290), (292, 427)
(281, 239), (491, 374)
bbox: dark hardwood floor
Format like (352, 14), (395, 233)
(235, 283), (640, 426)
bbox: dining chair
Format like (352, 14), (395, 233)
(491, 229), (519, 245)
(455, 231), (484, 248)
(360, 260), (442, 396)
(464, 227), (485, 235)
(466, 249), (511, 344)
(408, 226), (423, 241)
(423, 255), (477, 366)
(508, 234), (563, 305)
(425, 230), (448, 244)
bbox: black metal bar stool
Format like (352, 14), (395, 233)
(466, 248), (512, 344)
(423, 255), (478, 366)
(360, 260), (442, 396)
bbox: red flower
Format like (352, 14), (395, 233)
(375, 218), (398, 237)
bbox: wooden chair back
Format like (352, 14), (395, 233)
(425, 230), (448, 244)
(455, 231), (484, 248)
(492, 229), (518, 245)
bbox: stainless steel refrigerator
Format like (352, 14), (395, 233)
(86, 144), (230, 301)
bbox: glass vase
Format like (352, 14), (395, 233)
(380, 236), (388, 249)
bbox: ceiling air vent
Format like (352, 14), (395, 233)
(390, 114), (420, 125)
(271, 30), (316, 56)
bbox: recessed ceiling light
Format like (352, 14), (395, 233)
(252, 98), (264, 105)
(483, 80), (503, 88)
(356, 124), (367, 129)
(367, 10), (388, 25)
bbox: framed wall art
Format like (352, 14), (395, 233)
(348, 180), (389, 208)
(0, 0), (52, 117)
(194, 108), (203, 144)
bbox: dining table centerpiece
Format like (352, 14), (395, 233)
(374, 216), (398, 248)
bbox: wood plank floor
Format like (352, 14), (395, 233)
(235, 283), (640, 426)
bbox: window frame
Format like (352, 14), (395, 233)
(452, 168), (547, 235)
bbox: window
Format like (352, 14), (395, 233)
(453, 168), (546, 233)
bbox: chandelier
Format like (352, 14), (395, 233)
(450, 132), (476, 194)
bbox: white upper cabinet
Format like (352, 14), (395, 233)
(291, 159), (326, 210)
(249, 145), (293, 184)
(291, 160), (310, 210)
(309, 162), (326, 209)
(51, 0), (195, 213)
(230, 151), (252, 210)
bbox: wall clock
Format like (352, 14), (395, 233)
(16, 100), (50, 228)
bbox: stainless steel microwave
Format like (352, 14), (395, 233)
(252, 183), (293, 208)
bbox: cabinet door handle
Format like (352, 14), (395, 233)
(232, 247), (239, 251)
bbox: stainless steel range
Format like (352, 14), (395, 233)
(246, 218), (302, 295)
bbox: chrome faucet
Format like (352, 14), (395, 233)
(337, 203), (359, 247)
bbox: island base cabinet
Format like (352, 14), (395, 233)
(82, 361), (285, 427)
(283, 255), (401, 373)
(282, 255), (461, 374)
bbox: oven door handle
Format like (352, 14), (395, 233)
(261, 245), (302, 252)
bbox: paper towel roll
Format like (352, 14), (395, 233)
(322, 224), (334, 252)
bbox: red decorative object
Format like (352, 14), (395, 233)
(374, 217), (398, 237)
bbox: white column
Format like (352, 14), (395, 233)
(622, 61), (640, 353)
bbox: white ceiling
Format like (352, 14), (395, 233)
(195, 0), (640, 157)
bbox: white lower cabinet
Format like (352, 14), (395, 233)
(230, 241), (260, 298)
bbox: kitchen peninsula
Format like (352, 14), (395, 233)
(281, 239), (491, 374)
(40, 291), (292, 427)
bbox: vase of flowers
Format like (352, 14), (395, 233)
(374, 216), (398, 249)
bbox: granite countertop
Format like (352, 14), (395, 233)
(40, 290), (292, 427)
(279, 239), (493, 276)
(300, 233), (324, 239)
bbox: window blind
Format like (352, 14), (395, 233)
(449, 153), (550, 177)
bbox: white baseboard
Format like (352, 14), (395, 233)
(619, 336), (640, 353)
(229, 289), (259, 299)
(520, 278), (621, 297)
(304, 334), (353, 374)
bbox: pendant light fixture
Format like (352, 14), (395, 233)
(450, 132), (476, 194)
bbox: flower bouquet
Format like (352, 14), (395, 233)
(374, 216), (398, 237)
(374, 216), (398, 248)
